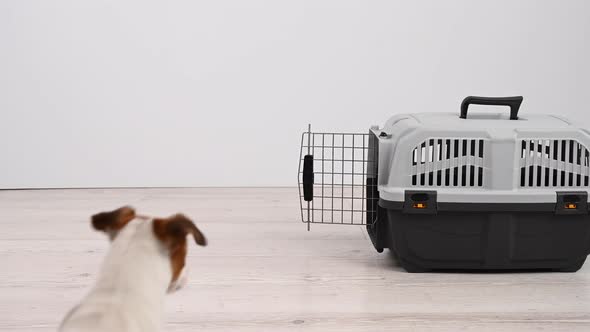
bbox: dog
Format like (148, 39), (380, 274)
(59, 206), (207, 332)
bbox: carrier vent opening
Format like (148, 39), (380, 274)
(411, 138), (485, 187)
(519, 139), (590, 188)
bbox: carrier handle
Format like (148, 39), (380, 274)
(460, 96), (523, 120)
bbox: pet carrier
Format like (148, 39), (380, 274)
(298, 96), (590, 272)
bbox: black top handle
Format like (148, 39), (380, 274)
(460, 96), (523, 120)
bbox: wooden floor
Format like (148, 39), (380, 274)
(1, 188), (590, 331)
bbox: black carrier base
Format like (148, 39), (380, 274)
(368, 200), (590, 272)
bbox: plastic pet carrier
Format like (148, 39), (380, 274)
(298, 96), (590, 272)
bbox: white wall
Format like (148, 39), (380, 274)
(1, 0), (589, 188)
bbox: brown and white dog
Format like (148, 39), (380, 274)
(59, 206), (207, 332)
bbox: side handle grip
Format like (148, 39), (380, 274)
(302, 155), (314, 201)
(460, 96), (523, 120)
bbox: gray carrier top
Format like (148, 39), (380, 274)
(376, 109), (590, 204)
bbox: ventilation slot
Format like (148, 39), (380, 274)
(411, 138), (485, 187)
(519, 139), (590, 188)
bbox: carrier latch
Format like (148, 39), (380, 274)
(403, 191), (437, 214)
(555, 191), (588, 215)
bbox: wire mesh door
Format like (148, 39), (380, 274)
(298, 125), (379, 228)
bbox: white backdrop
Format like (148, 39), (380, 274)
(1, 1), (589, 188)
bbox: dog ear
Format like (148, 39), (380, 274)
(153, 214), (207, 248)
(152, 214), (207, 284)
(91, 206), (136, 237)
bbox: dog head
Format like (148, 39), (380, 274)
(91, 206), (207, 293)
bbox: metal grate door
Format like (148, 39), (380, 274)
(298, 125), (379, 228)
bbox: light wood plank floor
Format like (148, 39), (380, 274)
(1, 188), (590, 331)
